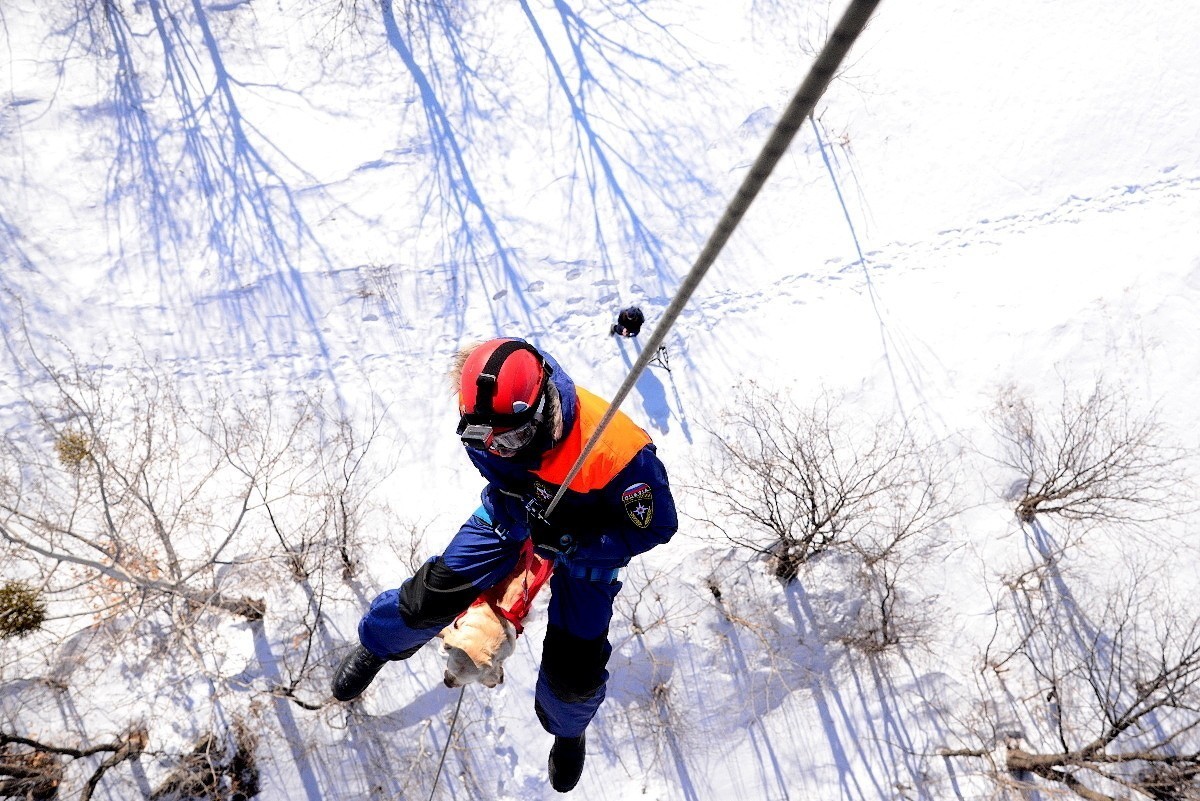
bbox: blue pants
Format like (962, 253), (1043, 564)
(358, 509), (621, 738)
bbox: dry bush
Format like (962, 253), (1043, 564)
(0, 728), (146, 801)
(836, 558), (921, 655)
(692, 384), (946, 582)
(0, 746), (62, 800)
(0, 351), (268, 622)
(609, 566), (701, 765)
(0, 581), (46, 640)
(0, 329), (391, 792)
(150, 722), (259, 801)
(0, 334), (387, 633)
(689, 384), (949, 653)
(991, 380), (1186, 525)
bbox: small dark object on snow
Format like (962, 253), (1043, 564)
(650, 345), (671, 373)
(548, 733), (586, 793)
(332, 645), (386, 701)
(610, 306), (644, 337)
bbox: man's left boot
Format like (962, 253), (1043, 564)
(548, 733), (586, 793)
(332, 645), (386, 701)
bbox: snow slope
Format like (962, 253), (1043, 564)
(2, 0), (1199, 799)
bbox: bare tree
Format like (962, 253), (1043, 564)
(938, 379), (1198, 799)
(607, 563), (707, 773)
(0, 328), (393, 795)
(687, 385), (951, 656)
(0, 728), (147, 801)
(148, 720), (259, 801)
(991, 380), (1186, 525)
(946, 547), (1200, 801)
(0, 346), (268, 623)
(0, 720), (259, 801)
(690, 384), (948, 584)
(837, 555), (923, 655)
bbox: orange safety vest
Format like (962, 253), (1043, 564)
(533, 386), (651, 493)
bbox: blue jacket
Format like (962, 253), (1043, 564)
(468, 347), (676, 567)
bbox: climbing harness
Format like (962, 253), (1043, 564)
(449, 538), (555, 634)
(563, 562), (621, 585)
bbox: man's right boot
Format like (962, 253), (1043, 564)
(548, 733), (586, 793)
(332, 645), (386, 701)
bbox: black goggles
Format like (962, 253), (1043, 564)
(458, 404), (543, 456)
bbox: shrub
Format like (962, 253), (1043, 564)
(0, 580), (47, 639)
(991, 380), (1183, 525)
(693, 384), (945, 582)
(54, 429), (91, 468)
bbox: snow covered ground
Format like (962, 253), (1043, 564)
(2, 0), (1199, 799)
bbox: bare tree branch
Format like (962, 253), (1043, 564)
(991, 380), (1186, 525)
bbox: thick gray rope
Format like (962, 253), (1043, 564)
(545, 0), (884, 517)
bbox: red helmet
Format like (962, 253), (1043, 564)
(458, 339), (549, 429)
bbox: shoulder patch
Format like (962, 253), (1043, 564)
(621, 482), (654, 529)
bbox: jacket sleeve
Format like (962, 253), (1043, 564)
(571, 444), (677, 566)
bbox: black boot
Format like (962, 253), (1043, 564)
(332, 645), (386, 701)
(548, 733), (586, 793)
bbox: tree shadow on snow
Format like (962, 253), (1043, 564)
(712, 597), (797, 800)
(514, 0), (709, 293)
(55, 1), (339, 389)
(1022, 521), (1114, 666)
(378, 0), (528, 338)
(36, 0), (721, 396)
(250, 625), (326, 801)
(784, 583), (897, 801)
(378, 0), (714, 340)
(0, 212), (61, 367)
(1018, 521), (1175, 748)
(600, 566), (712, 799)
(844, 653), (943, 800)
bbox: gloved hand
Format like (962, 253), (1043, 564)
(526, 498), (577, 558)
(482, 485), (531, 542)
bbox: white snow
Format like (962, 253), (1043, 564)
(2, 0), (1199, 799)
